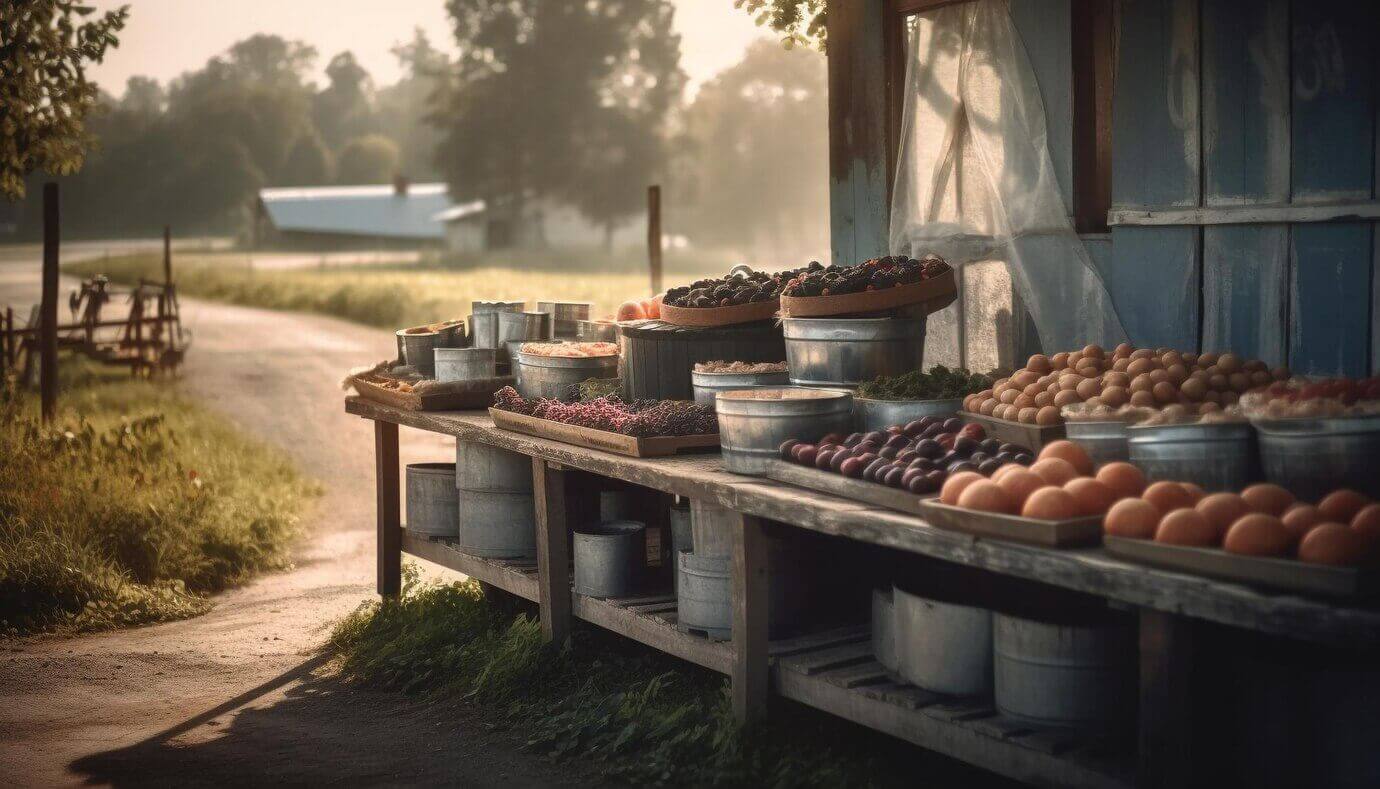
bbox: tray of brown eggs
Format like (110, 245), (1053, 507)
(915, 440), (1132, 548)
(1102, 483), (1378, 598)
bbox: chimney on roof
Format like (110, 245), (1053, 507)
(393, 174), (409, 197)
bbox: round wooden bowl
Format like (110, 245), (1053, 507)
(659, 298), (781, 327)
(780, 267), (957, 318)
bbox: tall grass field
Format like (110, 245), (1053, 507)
(69, 249), (741, 330)
(0, 362), (313, 635)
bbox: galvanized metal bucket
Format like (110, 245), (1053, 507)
(872, 587), (897, 673)
(1065, 420), (1131, 466)
(993, 612), (1131, 730)
(1128, 421), (1258, 491)
(669, 503), (692, 594)
(893, 584), (992, 696)
(472, 300), (525, 314)
(456, 441), (532, 492)
(537, 300), (592, 339)
(573, 520), (646, 598)
(576, 320), (618, 343)
(715, 387), (855, 475)
(691, 369), (791, 409)
(406, 462), (458, 537)
(1252, 415), (1380, 500)
(435, 321), (465, 348)
(498, 310), (550, 344)
(454, 441), (535, 557)
(782, 316), (927, 389)
(677, 552), (731, 639)
(515, 350), (619, 401)
(433, 348), (497, 382)
(397, 329), (444, 377)
(469, 312), (502, 353)
(688, 498), (735, 558)
(854, 397), (962, 432)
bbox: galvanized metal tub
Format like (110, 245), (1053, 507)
(537, 300), (592, 339)
(1065, 420), (1131, 465)
(397, 329), (444, 377)
(1252, 414), (1380, 500)
(854, 397), (963, 432)
(669, 503), (692, 594)
(576, 320), (618, 343)
(688, 498), (735, 558)
(1128, 421), (1257, 491)
(993, 612), (1131, 730)
(515, 350), (619, 401)
(715, 387), (855, 475)
(573, 520), (646, 598)
(872, 587), (897, 673)
(782, 316), (927, 389)
(676, 542), (806, 639)
(406, 462), (458, 537)
(893, 584), (992, 695)
(472, 300), (525, 314)
(498, 310), (550, 346)
(433, 348), (497, 382)
(454, 441), (535, 557)
(469, 312), (502, 353)
(691, 369), (791, 409)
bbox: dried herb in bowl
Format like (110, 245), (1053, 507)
(857, 366), (994, 401)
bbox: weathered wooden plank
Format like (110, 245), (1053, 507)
(731, 513), (770, 722)
(1009, 0), (1074, 215)
(923, 701), (996, 723)
(609, 593), (676, 608)
(1289, 224), (1374, 376)
(872, 683), (945, 711)
(1203, 225), (1289, 365)
(819, 661), (890, 690)
(533, 458), (572, 646)
(1138, 610), (1196, 786)
(827, 0), (890, 265)
(777, 641), (875, 676)
(1110, 200), (1380, 226)
(571, 594), (733, 675)
(400, 529), (539, 601)
(768, 623), (870, 657)
(969, 715), (1036, 741)
(626, 601), (679, 615)
(374, 420), (401, 597)
(1105, 227), (1200, 352)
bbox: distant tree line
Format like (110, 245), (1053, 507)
(11, 3), (829, 260)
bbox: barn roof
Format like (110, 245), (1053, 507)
(257, 183), (449, 239)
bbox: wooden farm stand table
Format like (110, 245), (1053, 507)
(347, 397), (1380, 788)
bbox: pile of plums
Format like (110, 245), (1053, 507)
(779, 416), (1035, 495)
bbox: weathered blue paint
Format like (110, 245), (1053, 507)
(1009, 0), (1074, 215)
(1203, 226), (1289, 364)
(1107, 227), (1201, 352)
(1288, 0), (1376, 375)
(828, 0), (890, 266)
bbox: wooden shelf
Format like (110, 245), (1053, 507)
(400, 527), (540, 602)
(570, 590), (733, 675)
(770, 627), (1133, 789)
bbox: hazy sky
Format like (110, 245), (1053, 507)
(88, 0), (768, 97)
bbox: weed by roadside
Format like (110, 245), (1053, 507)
(0, 362), (314, 635)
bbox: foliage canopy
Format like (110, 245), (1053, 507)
(735, 0), (828, 50)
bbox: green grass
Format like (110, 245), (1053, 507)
(68, 249), (740, 331)
(0, 362), (314, 635)
(328, 569), (1000, 788)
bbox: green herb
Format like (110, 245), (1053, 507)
(570, 377), (622, 402)
(857, 365), (993, 401)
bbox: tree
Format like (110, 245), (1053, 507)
(281, 131), (334, 185)
(314, 51), (376, 150)
(377, 28), (449, 180)
(0, 1), (130, 199)
(336, 134), (399, 184)
(735, 0), (827, 49)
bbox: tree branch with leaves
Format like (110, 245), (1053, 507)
(735, 0), (828, 50)
(1, 1), (129, 200)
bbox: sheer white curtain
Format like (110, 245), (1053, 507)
(890, 0), (1126, 368)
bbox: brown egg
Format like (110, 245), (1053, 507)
(1152, 381), (1178, 404)
(1034, 391), (1055, 408)
(1239, 483), (1295, 516)
(1144, 481), (1197, 514)
(1179, 377), (1208, 401)
(1022, 382), (1044, 398)
(1197, 401), (1222, 415)
(1243, 359), (1267, 373)
(1148, 368), (1171, 385)
(1053, 389), (1081, 407)
(1228, 372), (1251, 392)
(1160, 404), (1190, 422)
(1067, 351), (1084, 369)
(1035, 405), (1061, 425)
(1026, 354), (1052, 374)
(979, 398), (999, 415)
(1281, 504), (1323, 541)
(1127, 358), (1154, 377)
(1113, 342), (1134, 359)
(999, 388), (1020, 404)
(1209, 374), (1229, 391)
(1058, 373), (1083, 390)
(1318, 489), (1372, 523)
(1022, 486), (1078, 520)
(1297, 523), (1369, 567)
(1196, 493), (1251, 539)
(1156, 508), (1219, 547)
(1096, 462), (1146, 500)
(1102, 371), (1130, 389)
(1181, 482), (1207, 502)
(1065, 478), (1117, 517)
(1037, 440), (1094, 475)
(1014, 393), (1036, 409)
(940, 471), (985, 505)
(1077, 360), (1104, 377)
(1082, 344), (1105, 359)
(1112, 358), (1131, 372)
(1075, 377), (1102, 400)
(1352, 504), (1380, 539)
(1084, 396), (1106, 409)
(1223, 514), (1293, 557)
(1221, 391), (1240, 406)
(1100, 386), (1128, 408)
(1030, 457), (1079, 487)
(996, 468), (1046, 509)
(1182, 352), (1199, 367)
(1249, 370), (1272, 387)
(957, 480), (1016, 514)
(1160, 351), (1183, 368)
(1018, 407), (1039, 424)
(1012, 371), (1039, 388)
(1129, 390), (1157, 408)
(1130, 348), (1155, 361)
(1105, 498), (1161, 539)
(990, 463), (1026, 483)
(1198, 352), (1219, 368)
(1165, 363), (1189, 384)
(1050, 351), (1070, 369)
(1216, 353), (1241, 373)
(1129, 374), (1154, 393)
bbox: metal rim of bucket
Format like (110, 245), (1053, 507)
(714, 386), (853, 416)
(407, 462), (455, 475)
(1126, 420), (1255, 444)
(781, 316), (927, 341)
(517, 350), (619, 370)
(576, 519), (645, 539)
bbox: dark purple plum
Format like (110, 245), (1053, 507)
(953, 436), (980, 456)
(879, 445), (899, 460)
(978, 458), (1004, 475)
(914, 439), (942, 459)
(779, 439), (800, 459)
(1013, 452), (1035, 466)
(883, 467), (905, 487)
(980, 438), (1002, 455)
(903, 420), (926, 437)
(947, 460), (977, 475)
(896, 449), (919, 465)
(815, 449), (835, 470)
(844, 432), (863, 447)
(942, 417), (963, 433)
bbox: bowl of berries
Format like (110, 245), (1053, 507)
(780, 256), (956, 318)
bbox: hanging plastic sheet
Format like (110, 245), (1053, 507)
(889, 0), (1127, 368)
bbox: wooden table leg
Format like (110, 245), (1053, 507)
(533, 457), (572, 646)
(1138, 609), (1195, 785)
(375, 420), (401, 597)
(731, 513), (769, 723)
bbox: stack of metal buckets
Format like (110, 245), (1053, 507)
(403, 442), (538, 558)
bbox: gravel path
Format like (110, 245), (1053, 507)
(0, 255), (592, 787)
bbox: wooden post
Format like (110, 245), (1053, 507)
(162, 225), (173, 286)
(40, 182), (59, 423)
(646, 185), (663, 295)
(375, 420), (402, 596)
(1138, 609), (1195, 785)
(827, 0), (890, 266)
(533, 457), (572, 646)
(731, 512), (770, 722)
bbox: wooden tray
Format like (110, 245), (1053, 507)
(916, 500), (1103, 548)
(959, 411), (1064, 451)
(765, 459), (933, 516)
(780, 267), (957, 318)
(1104, 536), (1377, 598)
(659, 299), (780, 328)
(488, 407), (720, 457)
(350, 374), (512, 411)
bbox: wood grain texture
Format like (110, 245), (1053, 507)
(374, 420), (401, 597)
(828, 0), (891, 265)
(1009, 0), (1074, 215)
(1203, 224), (1289, 365)
(533, 458), (571, 645)
(488, 408), (719, 457)
(400, 529), (539, 601)
(570, 594), (733, 675)
(1137, 610), (1196, 787)
(1105, 227), (1201, 352)
(731, 513), (769, 722)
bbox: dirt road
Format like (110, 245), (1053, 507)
(0, 257), (593, 787)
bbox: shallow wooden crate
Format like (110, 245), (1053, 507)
(917, 500), (1103, 548)
(489, 407), (720, 457)
(960, 412), (1065, 451)
(1104, 536), (1377, 598)
(765, 459), (931, 516)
